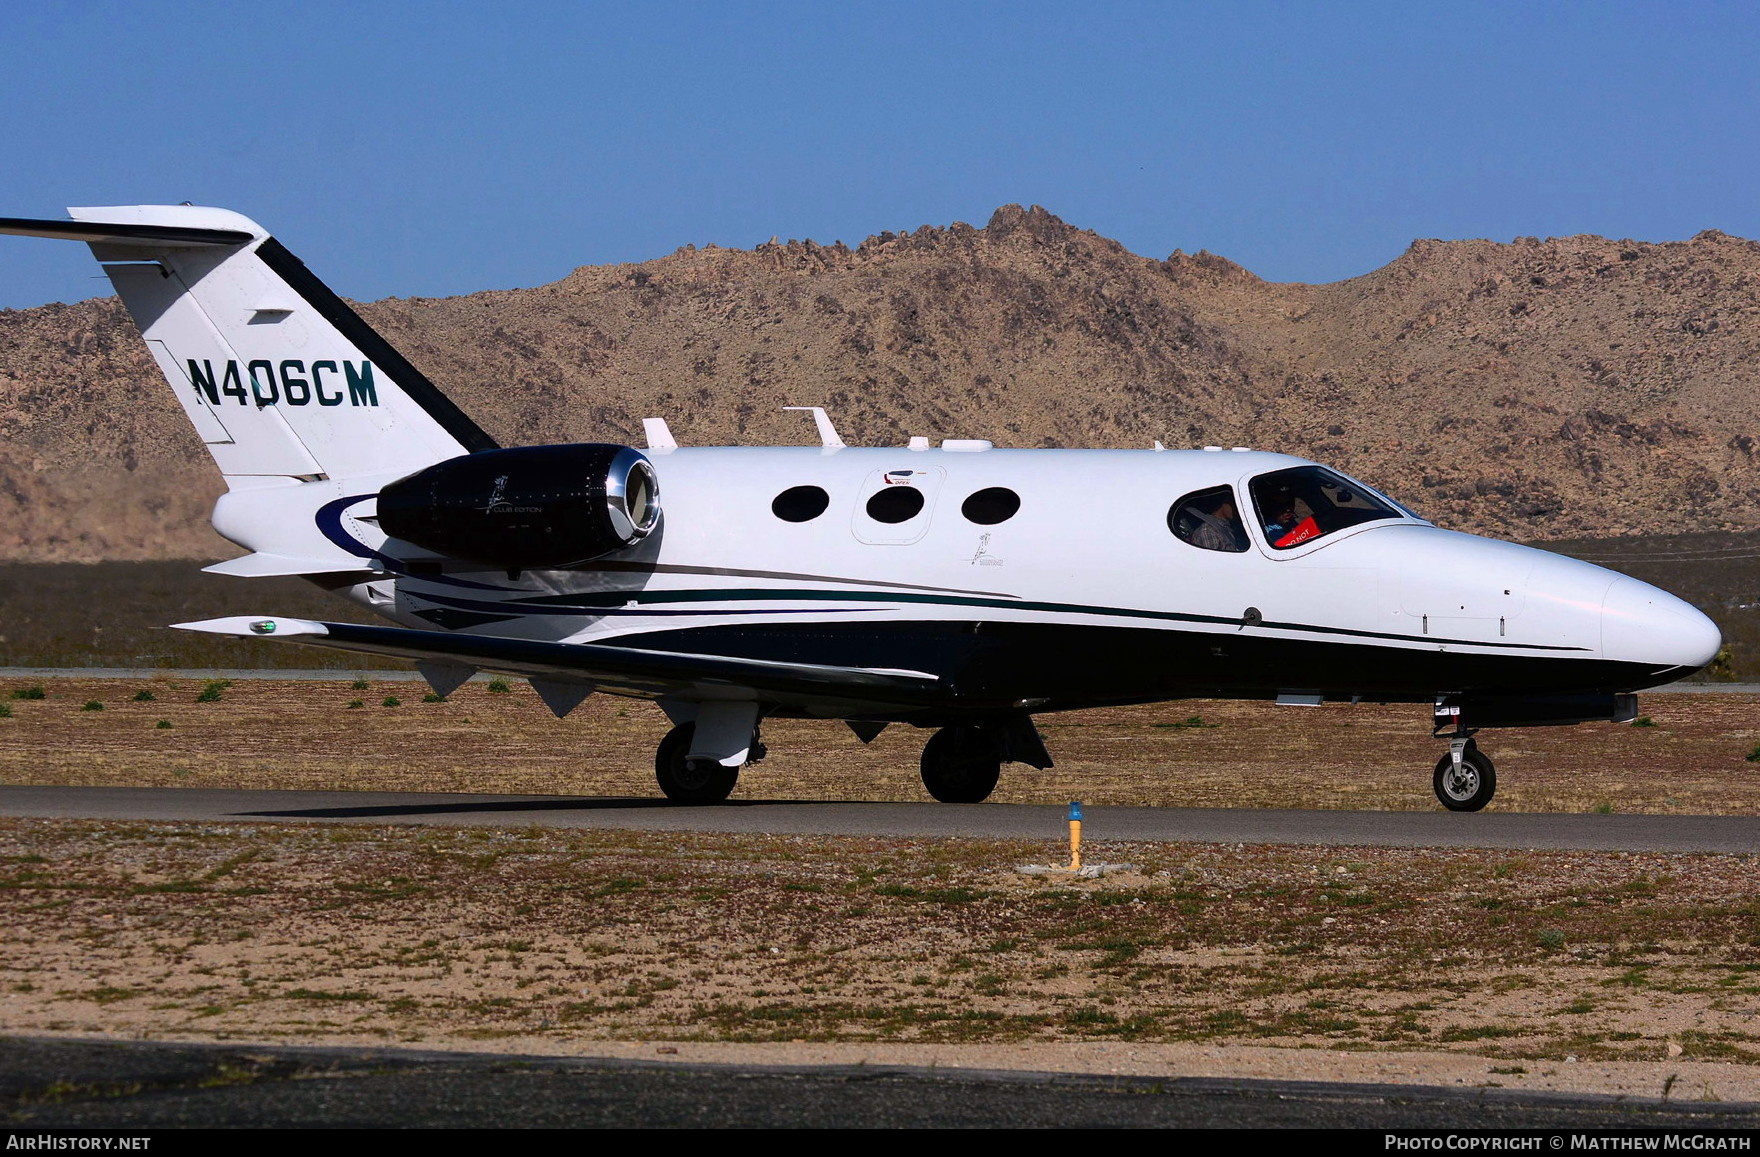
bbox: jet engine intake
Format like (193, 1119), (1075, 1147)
(378, 443), (659, 568)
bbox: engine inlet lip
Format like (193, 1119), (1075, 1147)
(605, 449), (660, 540)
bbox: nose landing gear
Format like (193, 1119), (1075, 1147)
(1433, 737), (1497, 811)
(1431, 699), (1497, 811)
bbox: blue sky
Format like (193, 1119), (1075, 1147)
(3, 1), (1756, 309)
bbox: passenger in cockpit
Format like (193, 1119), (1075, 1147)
(1189, 493), (1249, 552)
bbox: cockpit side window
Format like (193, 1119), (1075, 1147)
(1168, 486), (1249, 553)
(1250, 465), (1400, 549)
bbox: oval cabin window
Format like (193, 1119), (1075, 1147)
(1168, 486), (1249, 553)
(772, 485), (831, 523)
(866, 486), (925, 524)
(960, 487), (1020, 525)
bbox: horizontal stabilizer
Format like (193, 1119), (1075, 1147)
(202, 554), (378, 579)
(172, 616), (953, 711)
(0, 216), (253, 247)
(175, 615), (331, 638)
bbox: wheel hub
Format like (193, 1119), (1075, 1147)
(676, 758), (718, 791)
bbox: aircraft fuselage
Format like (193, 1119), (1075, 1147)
(322, 445), (1717, 721)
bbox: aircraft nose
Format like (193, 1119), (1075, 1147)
(1600, 577), (1722, 671)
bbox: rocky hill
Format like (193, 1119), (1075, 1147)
(3, 205), (1759, 560)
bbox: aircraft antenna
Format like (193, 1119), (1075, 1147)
(782, 406), (846, 449)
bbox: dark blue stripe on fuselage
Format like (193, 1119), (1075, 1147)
(412, 583), (1590, 654)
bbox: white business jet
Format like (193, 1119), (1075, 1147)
(0, 207), (1723, 811)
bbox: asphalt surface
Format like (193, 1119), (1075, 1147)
(4, 1036), (1756, 1129)
(5, 669), (1758, 693)
(2, 785), (1756, 853)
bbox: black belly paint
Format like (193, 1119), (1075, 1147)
(601, 620), (1682, 717)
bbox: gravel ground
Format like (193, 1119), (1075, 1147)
(1, 678), (1755, 1100)
(1, 677), (1757, 814)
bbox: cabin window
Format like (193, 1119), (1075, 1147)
(866, 486), (926, 524)
(772, 485), (831, 522)
(960, 487), (1020, 525)
(1167, 486), (1249, 553)
(1249, 465), (1400, 549)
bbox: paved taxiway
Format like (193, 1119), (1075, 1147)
(6, 1036), (1757, 1129)
(2, 785), (1756, 853)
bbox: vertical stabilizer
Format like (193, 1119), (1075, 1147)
(1, 205), (497, 486)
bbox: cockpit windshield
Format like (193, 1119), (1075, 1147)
(1248, 466), (1403, 549)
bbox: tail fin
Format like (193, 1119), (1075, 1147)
(0, 205), (496, 484)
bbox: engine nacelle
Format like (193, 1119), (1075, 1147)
(377, 443), (659, 569)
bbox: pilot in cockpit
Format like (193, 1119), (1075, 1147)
(1262, 489), (1301, 540)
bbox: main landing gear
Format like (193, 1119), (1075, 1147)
(656, 723), (738, 805)
(919, 726), (1003, 803)
(918, 718), (1054, 804)
(649, 710), (1052, 807)
(653, 702), (766, 805)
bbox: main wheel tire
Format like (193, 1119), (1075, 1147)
(1433, 742), (1496, 812)
(655, 722), (739, 805)
(919, 725), (1003, 803)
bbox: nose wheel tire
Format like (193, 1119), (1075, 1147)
(1433, 743), (1496, 812)
(919, 725), (1003, 803)
(655, 722), (739, 805)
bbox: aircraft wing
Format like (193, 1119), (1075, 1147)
(173, 616), (953, 712)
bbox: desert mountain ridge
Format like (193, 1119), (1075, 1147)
(3, 204), (1759, 561)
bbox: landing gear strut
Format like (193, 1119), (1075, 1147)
(1432, 736), (1497, 812)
